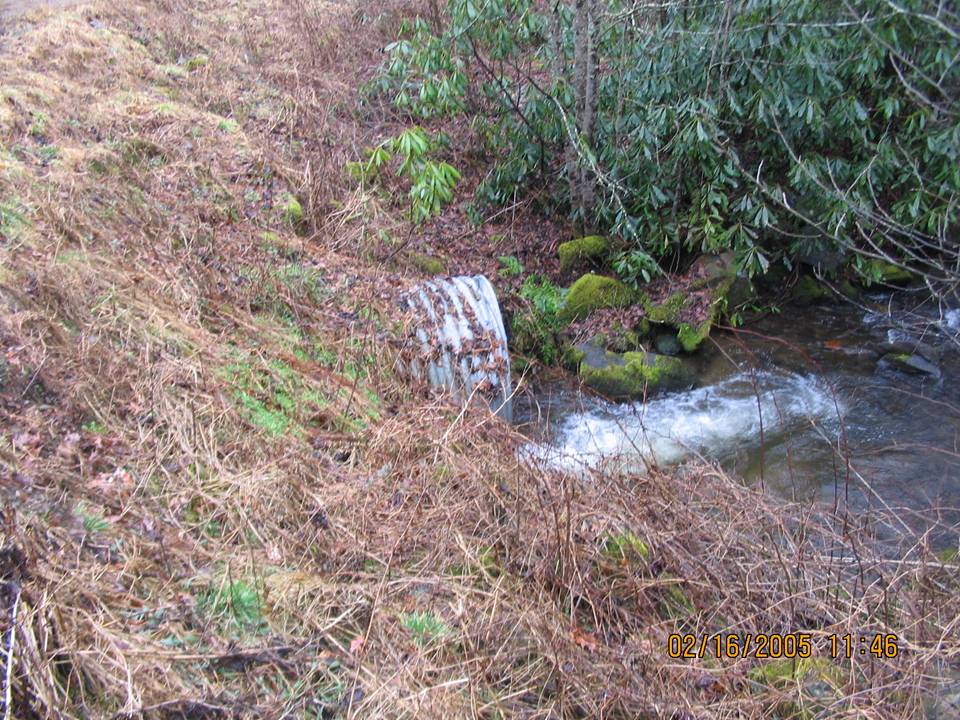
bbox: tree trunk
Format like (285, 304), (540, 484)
(580, 0), (599, 221)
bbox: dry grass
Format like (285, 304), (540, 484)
(0, 1), (957, 718)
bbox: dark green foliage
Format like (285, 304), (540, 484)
(511, 275), (567, 363)
(376, 1), (959, 286)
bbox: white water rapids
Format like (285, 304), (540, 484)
(526, 370), (843, 472)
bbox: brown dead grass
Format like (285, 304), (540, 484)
(0, 1), (957, 719)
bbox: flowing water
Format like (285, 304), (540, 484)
(519, 294), (960, 545)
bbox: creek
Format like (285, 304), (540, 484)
(518, 294), (960, 546)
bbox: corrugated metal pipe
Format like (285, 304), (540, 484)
(399, 275), (512, 421)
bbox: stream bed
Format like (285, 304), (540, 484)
(519, 293), (960, 546)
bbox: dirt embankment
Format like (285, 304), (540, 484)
(1, 0), (79, 17)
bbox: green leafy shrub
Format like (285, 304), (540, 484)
(376, 0), (960, 288)
(511, 275), (567, 364)
(497, 254), (523, 277)
(349, 126), (461, 225)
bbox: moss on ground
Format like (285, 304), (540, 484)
(601, 531), (649, 563)
(407, 251), (446, 275)
(558, 235), (609, 273)
(643, 291), (687, 325)
(747, 657), (842, 719)
(561, 273), (638, 322)
(276, 192), (304, 227)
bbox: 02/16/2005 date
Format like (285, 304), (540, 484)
(667, 633), (900, 659)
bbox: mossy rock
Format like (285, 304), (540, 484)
(578, 345), (693, 398)
(677, 320), (712, 353)
(407, 252), (446, 275)
(860, 259), (915, 285)
(644, 291), (687, 325)
(653, 332), (682, 356)
(276, 192), (304, 228)
(560, 274), (639, 322)
(604, 327), (642, 354)
(560, 344), (586, 372)
(558, 235), (610, 273)
(879, 352), (941, 378)
(792, 275), (828, 306)
(641, 291), (719, 353)
(689, 251), (736, 288)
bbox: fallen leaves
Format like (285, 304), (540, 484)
(572, 626), (599, 652)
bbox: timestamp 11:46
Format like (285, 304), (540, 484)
(666, 633), (899, 660)
(832, 633), (899, 659)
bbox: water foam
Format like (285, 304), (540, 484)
(528, 371), (842, 472)
(944, 309), (960, 332)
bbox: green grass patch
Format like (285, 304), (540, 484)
(601, 530), (649, 563)
(216, 118), (239, 134)
(196, 576), (267, 637)
(400, 610), (451, 647)
(218, 342), (380, 438)
(77, 503), (112, 534)
(0, 201), (29, 242)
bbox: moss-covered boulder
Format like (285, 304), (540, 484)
(641, 291), (717, 353)
(689, 251), (736, 287)
(577, 343), (693, 398)
(407, 252), (446, 275)
(644, 292), (687, 325)
(677, 321), (713, 353)
(560, 274), (639, 322)
(558, 235), (610, 274)
(792, 275), (829, 305)
(653, 332), (682, 356)
(637, 254), (738, 353)
(860, 258), (915, 285)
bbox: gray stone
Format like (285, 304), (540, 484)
(653, 332), (682, 356)
(882, 330), (942, 365)
(879, 352), (941, 379)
